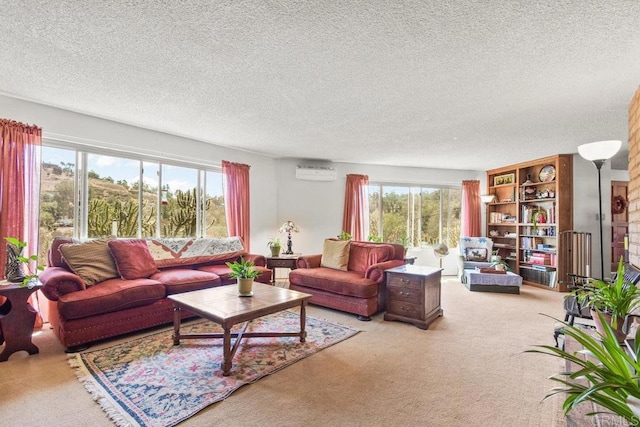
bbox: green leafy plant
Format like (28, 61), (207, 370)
(4, 237), (44, 287)
(267, 237), (281, 248)
(526, 313), (640, 424)
(338, 231), (352, 240)
(490, 258), (511, 272)
(574, 257), (640, 329)
(367, 234), (383, 243)
(226, 257), (261, 279)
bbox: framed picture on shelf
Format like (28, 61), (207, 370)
(494, 173), (515, 186)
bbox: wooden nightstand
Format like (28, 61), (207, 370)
(384, 265), (442, 330)
(0, 280), (43, 361)
(266, 255), (300, 284)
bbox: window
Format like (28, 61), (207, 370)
(39, 145), (227, 259)
(368, 183), (461, 248)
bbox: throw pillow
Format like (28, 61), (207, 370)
(108, 239), (159, 280)
(320, 239), (351, 271)
(59, 239), (119, 286)
(465, 248), (488, 262)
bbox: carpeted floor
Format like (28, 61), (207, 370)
(1, 277), (568, 426)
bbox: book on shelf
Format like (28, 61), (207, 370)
(521, 265), (557, 287)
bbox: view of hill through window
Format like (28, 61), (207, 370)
(39, 146), (227, 260)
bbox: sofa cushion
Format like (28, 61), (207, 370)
(347, 242), (393, 273)
(288, 268), (378, 299)
(57, 277), (165, 320)
(150, 268), (221, 294)
(108, 239), (159, 279)
(59, 239), (119, 286)
(465, 247), (488, 262)
(320, 239), (350, 271)
(49, 237), (78, 268)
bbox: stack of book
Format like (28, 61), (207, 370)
(530, 252), (551, 265)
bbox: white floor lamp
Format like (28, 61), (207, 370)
(577, 140), (622, 280)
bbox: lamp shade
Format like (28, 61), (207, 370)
(577, 140), (621, 161)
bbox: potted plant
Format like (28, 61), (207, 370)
(574, 257), (640, 341)
(226, 257), (261, 296)
(4, 237), (44, 287)
(338, 231), (352, 240)
(267, 237), (281, 257)
(527, 314), (640, 424)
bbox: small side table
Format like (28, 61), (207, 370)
(0, 280), (43, 361)
(266, 255), (300, 284)
(384, 265), (443, 330)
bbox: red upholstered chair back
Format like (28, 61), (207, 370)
(347, 241), (394, 273)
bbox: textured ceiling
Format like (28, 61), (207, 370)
(1, 1), (639, 170)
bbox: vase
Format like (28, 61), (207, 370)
(590, 309), (627, 342)
(4, 242), (25, 283)
(238, 278), (254, 297)
(270, 246), (281, 257)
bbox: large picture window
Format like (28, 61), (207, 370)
(39, 145), (227, 260)
(368, 183), (461, 248)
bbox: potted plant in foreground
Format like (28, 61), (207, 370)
(527, 314), (640, 424)
(226, 257), (261, 296)
(574, 257), (640, 341)
(267, 237), (281, 257)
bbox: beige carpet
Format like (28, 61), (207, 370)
(1, 277), (567, 427)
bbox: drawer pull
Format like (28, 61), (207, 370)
(399, 291), (410, 297)
(400, 278), (410, 284)
(401, 305), (410, 312)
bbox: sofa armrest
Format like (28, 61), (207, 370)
(243, 253), (267, 267)
(297, 254), (321, 269)
(366, 260), (406, 283)
(39, 267), (86, 301)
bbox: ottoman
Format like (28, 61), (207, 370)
(463, 270), (522, 294)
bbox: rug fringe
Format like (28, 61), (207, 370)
(68, 354), (140, 427)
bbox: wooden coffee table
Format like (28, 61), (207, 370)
(168, 282), (312, 376)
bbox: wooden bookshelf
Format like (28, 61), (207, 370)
(486, 155), (573, 291)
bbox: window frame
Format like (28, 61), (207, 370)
(41, 139), (225, 240)
(368, 181), (461, 248)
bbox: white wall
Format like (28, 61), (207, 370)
(0, 95), (278, 252)
(573, 153), (618, 279)
(273, 158), (484, 275)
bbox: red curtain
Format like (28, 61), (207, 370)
(222, 161), (251, 251)
(0, 118), (43, 327)
(461, 180), (481, 237)
(342, 174), (369, 241)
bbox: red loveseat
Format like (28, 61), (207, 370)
(288, 240), (406, 320)
(40, 237), (271, 351)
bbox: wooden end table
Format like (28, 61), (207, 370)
(384, 265), (443, 330)
(266, 255), (300, 284)
(168, 282), (311, 376)
(0, 280), (43, 361)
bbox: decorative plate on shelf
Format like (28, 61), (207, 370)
(539, 165), (556, 182)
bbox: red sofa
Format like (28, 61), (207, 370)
(288, 240), (406, 320)
(40, 237), (271, 351)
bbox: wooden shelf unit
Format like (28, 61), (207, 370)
(486, 155), (573, 292)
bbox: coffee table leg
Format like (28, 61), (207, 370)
(299, 301), (307, 343)
(172, 306), (181, 346)
(222, 327), (232, 376)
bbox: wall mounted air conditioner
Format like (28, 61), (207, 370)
(295, 165), (337, 181)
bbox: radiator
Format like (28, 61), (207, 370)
(559, 231), (592, 283)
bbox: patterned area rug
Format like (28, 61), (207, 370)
(69, 310), (358, 427)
